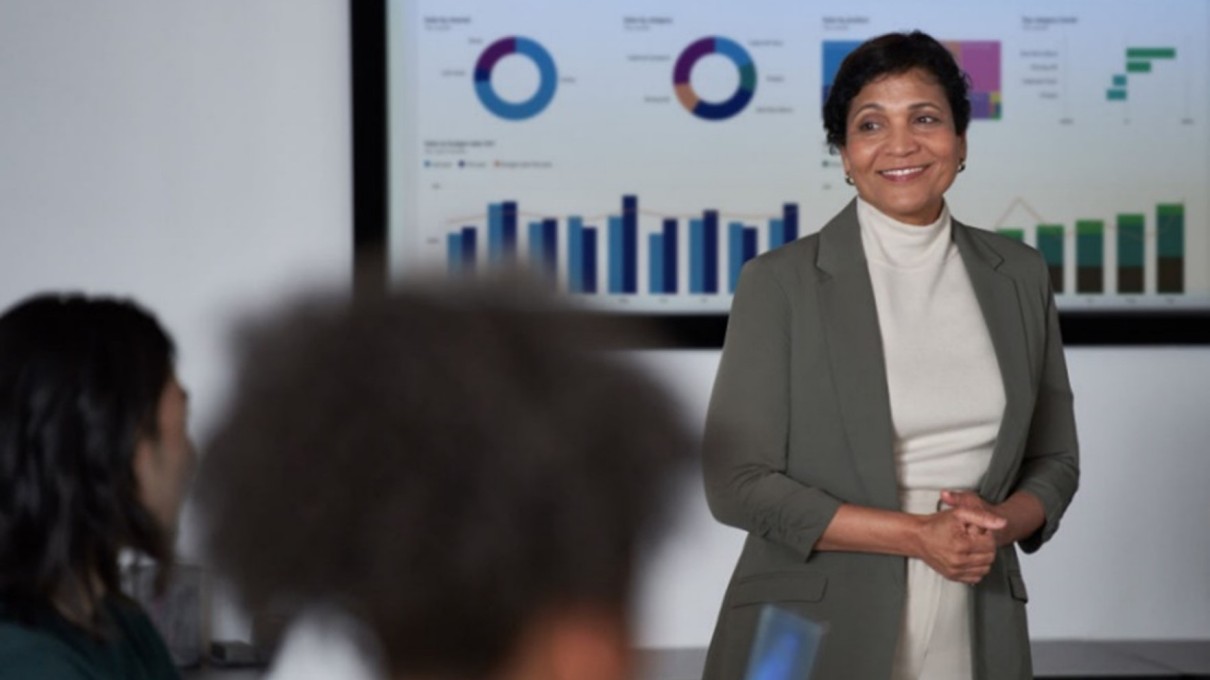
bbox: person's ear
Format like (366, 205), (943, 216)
(132, 437), (159, 513)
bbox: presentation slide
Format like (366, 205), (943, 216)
(388, 0), (1210, 314)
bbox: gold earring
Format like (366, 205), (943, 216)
(958, 160), (967, 173)
(844, 175), (855, 186)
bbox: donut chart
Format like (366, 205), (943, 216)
(673, 36), (757, 121)
(474, 36), (557, 120)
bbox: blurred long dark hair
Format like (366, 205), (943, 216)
(0, 293), (175, 632)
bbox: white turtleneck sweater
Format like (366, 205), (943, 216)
(856, 198), (1006, 680)
(857, 198), (1005, 493)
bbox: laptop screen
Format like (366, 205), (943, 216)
(743, 605), (827, 680)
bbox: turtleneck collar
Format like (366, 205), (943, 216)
(856, 197), (954, 270)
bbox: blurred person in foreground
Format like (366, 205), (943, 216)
(702, 31), (1079, 680)
(0, 294), (193, 679)
(195, 283), (692, 680)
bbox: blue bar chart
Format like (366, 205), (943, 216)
(446, 196), (803, 297)
(728, 223), (758, 292)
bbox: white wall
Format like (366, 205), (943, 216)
(0, 0), (351, 523)
(0, 0), (351, 638)
(2, 1), (1207, 649)
(632, 348), (1210, 646)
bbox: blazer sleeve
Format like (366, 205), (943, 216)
(1014, 264), (1080, 553)
(702, 259), (842, 560)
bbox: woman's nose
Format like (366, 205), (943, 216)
(885, 123), (919, 155)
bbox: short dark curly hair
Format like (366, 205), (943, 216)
(823, 30), (971, 150)
(0, 293), (175, 631)
(197, 284), (692, 679)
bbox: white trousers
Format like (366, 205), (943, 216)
(891, 489), (973, 680)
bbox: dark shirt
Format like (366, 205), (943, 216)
(0, 596), (179, 680)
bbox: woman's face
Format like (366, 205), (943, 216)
(838, 67), (966, 225)
(134, 375), (195, 534)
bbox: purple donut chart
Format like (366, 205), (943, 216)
(673, 36), (757, 121)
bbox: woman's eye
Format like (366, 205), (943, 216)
(917, 115), (939, 124)
(856, 120), (880, 132)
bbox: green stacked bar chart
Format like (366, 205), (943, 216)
(1076, 220), (1105, 294)
(1037, 225), (1066, 293)
(1157, 203), (1185, 293)
(1012, 201), (1185, 297)
(1116, 213), (1145, 294)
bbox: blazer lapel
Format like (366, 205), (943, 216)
(816, 201), (899, 510)
(952, 221), (1035, 502)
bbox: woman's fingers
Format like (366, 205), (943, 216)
(917, 510), (1002, 583)
(940, 489), (974, 507)
(944, 548), (995, 571)
(947, 558), (995, 583)
(953, 506), (1007, 532)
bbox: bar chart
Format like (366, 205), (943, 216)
(445, 196), (801, 297)
(995, 202), (1185, 295)
(1106, 46), (1177, 102)
(451, 193), (1190, 300)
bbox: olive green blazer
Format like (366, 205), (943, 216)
(701, 199), (1079, 680)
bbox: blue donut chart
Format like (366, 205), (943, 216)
(474, 36), (558, 121)
(673, 36), (757, 121)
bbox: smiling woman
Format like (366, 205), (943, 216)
(701, 31), (1079, 680)
(839, 68), (967, 225)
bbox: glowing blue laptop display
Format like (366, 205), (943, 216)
(743, 605), (826, 680)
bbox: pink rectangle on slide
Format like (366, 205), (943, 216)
(955, 40), (1001, 92)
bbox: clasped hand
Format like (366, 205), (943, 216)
(915, 491), (1006, 585)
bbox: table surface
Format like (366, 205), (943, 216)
(183, 640), (1210, 679)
